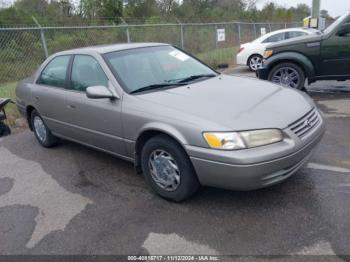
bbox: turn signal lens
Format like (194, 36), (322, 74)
(263, 49), (274, 59)
(203, 132), (246, 150)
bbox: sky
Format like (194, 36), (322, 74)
(256, 0), (350, 17)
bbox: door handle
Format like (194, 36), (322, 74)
(67, 104), (76, 109)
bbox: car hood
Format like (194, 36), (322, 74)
(267, 33), (322, 49)
(136, 75), (314, 131)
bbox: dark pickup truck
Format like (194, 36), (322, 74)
(257, 11), (350, 89)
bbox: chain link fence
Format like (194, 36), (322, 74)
(0, 21), (302, 86)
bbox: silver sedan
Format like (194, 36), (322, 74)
(16, 43), (325, 201)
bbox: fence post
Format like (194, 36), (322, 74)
(238, 22), (241, 45)
(176, 18), (184, 49)
(268, 23), (272, 33)
(32, 16), (48, 59)
(253, 23), (257, 39)
(120, 18), (130, 43)
(215, 24), (218, 49)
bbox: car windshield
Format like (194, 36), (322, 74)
(103, 46), (217, 93)
(323, 11), (350, 34)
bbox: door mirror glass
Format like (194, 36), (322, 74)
(337, 23), (350, 36)
(86, 86), (115, 99)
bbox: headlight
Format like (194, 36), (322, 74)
(263, 49), (274, 59)
(203, 129), (283, 150)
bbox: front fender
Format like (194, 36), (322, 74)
(263, 52), (315, 79)
(137, 122), (189, 145)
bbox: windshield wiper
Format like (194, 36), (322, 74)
(130, 83), (186, 94)
(177, 74), (217, 83)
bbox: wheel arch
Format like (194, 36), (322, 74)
(134, 126), (188, 172)
(26, 105), (36, 131)
(264, 52), (315, 79)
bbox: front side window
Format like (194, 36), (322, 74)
(70, 55), (109, 92)
(37, 55), (70, 88)
(104, 46), (217, 93)
(263, 32), (286, 43)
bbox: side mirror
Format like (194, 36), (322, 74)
(86, 86), (115, 99)
(337, 23), (350, 36)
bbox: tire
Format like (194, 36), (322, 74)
(248, 54), (263, 72)
(31, 110), (59, 148)
(0, 122), (11, 137)
(268, 62), (306, 90)
(141, 135), (200, 202)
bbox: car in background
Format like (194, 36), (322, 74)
(257, 10), (350, 90)
(236, 28), (319, 71)
(16, 43), (325, 202)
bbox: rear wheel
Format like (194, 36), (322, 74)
(141, 135), (200, 202)
(248, 55), (263, 71)
(31, 110), (59, 147)
(268, 62), (305, 90)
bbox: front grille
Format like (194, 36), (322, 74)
(289, 109), (320, 138)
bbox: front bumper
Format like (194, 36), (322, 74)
(256, 66), (269, 80)
(185, 117), (325, 191)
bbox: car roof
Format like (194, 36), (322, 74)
(264, 27), (315, 36)
(55, 42), (169, 56)
(252, 27), (317, 43)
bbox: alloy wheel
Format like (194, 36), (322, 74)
(249, 56), (263, 71)
(271, 67), (300, 88)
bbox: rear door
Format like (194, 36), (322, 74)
(64, 54), (126, 156)
(32, 55), (72, 136)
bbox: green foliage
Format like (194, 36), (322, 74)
(124, 0), (160, 21)
(80, 0), (123, 23)
(197, 46), (238, 68)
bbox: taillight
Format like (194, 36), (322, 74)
(238, 47), (245, 53)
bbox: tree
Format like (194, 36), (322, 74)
(158, 0), (178, 14)
(79, 0), (123, 23)
(98, 0), (123, 23)
(14, 0), (49, 16)
(124, 0), (159, 20)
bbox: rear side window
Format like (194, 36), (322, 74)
(262, 32), (286, 43)
(286, 31), (307, 39)
(37, 56), (70, 88)
(70, 55), (109, 92)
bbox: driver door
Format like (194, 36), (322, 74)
(320, 27), (350, 77)
(64, 54), (126, 157)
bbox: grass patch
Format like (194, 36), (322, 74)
(0, 82), (21, 126)
(196, 46), (238, 68)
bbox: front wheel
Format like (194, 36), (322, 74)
(268, 62), (305, 90)
(141, 135), (200, 202)
(31, 110), (59, 148)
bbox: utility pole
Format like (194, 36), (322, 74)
(311, 0), (321, 18)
